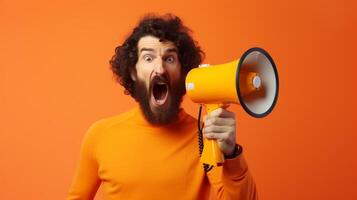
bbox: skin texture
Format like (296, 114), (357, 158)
(203, 107), (236, 156)
(132, 35), (236, 157)
(131, 35), (181, 113)
(130, 35), (185, 124)
(134, 36), (181, 85)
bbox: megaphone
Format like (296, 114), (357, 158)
(185, 47), (279, 166)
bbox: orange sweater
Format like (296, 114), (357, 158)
(67, 107), (257, 200)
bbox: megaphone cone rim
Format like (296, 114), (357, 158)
(236, 47), (279, 118)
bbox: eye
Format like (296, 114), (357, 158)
(143, 55), (153, 62)
(165, 55), (175, 63)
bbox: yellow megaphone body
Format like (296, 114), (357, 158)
(185, 47), (279, 166)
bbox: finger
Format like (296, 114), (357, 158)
(203, 125), (233, 134)
(203, 131), (230, 141)
(204, 117), (235, 127)
(209, 108), (235, 118)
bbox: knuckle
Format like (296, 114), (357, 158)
(222, 134), (229, 140)
(205, 118), (211, 124)
(230, 119), (236, 126)
(228, 127), (234, 133)
(205, 126), (211, 132)
(212, 117), (218, 124)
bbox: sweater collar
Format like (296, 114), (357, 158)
(131, 106), (190, 128)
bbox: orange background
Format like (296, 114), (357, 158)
(0, 0), (356, 199)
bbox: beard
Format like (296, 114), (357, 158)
(132, 73), (186, 125)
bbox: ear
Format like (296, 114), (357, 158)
(130, 68), (136, 81)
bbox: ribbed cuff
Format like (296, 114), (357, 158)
(222, 153), (248, 179)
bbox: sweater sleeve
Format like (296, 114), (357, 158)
(66, 123), (102, 200)
(206, 153), (258, 200)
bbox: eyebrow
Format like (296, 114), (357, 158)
(140, 48), (155, 53)
(165, 48), (178, 54)
(139, 48), (178, 54)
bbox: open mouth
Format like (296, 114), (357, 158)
(151, 81), (169, 106)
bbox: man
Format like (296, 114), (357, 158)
(67, 14), (257, 200)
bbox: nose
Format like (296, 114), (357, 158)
(153, 58), (166, 75)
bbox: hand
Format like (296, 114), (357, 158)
(202, 107), (237, 157)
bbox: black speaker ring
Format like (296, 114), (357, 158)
(236, 47), (279, 118)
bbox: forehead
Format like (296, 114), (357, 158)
(137, 35), (177, 53)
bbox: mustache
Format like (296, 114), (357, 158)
(151, 74), (169, 84)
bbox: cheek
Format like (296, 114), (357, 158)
(135, 67), (152, 88)
(168, 65), (181, 82)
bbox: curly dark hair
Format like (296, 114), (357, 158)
(109, 13), (205, 97)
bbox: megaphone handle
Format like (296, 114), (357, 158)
(199, 104), (225, 166)
(206, 104), (225, 114)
